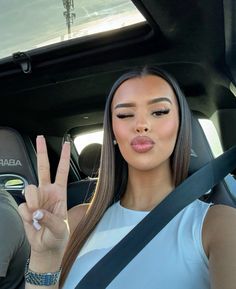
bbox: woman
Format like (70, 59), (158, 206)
(19, 67), (236, 289)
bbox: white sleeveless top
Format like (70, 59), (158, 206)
(63, 200), (211, 289)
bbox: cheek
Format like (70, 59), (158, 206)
(112, 118), (129, 142)
(157, 117), (179, 144)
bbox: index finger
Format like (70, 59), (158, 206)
(55, 141), (71, 188)
(36, 135), (51, 186)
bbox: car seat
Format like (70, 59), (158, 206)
(67, 143), (101, 209)
(0, 127), (38, 204)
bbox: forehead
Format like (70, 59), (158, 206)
(112, 75), (178, 106)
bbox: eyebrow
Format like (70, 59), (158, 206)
(114, 97), (172, 109)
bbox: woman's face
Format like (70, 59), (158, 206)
(111, 75), (179, 172)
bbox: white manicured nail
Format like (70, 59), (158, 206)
(33, 210), (44, 220)
(33, 220), (41, 231)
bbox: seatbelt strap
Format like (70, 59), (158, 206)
(76, 146), (236, 289)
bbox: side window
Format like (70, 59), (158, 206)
(74, 130), (103, 154)
(198, 118), (223, 157)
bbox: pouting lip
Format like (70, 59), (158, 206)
(130, 136), (155, 146)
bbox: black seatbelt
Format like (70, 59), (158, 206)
(75, 146), (236, 289)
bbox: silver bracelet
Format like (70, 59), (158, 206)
(25, 259), (62, 286)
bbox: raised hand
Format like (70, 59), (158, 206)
(19, 135), (71, 258)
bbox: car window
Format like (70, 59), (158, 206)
(0, 0), (145, 60)
(74, 130), (103, 154)
(198, 118), (223, 157)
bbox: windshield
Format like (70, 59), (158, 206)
(0, 0), (146, 60)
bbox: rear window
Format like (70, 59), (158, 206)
(74, 130), (103, 154)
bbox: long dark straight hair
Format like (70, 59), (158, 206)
(60, 66), (192, 286)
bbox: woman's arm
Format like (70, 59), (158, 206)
(203, 204), (236, 289)
(18, 136), (71, 289)
(68, 203), (89, 236)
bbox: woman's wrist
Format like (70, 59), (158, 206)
(29, 250), (63, 273)
(25, 250), (64, 287)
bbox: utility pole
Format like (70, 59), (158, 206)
(63, 0), (76, 37)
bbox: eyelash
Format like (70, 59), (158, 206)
(116, 109), (170, 119)
(116, 114), (133, 119)
(152, 109), (170, 116)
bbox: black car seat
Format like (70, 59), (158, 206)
(0, 127), (38, 204)
(67, 143), (101, 209)
(190, 116), (236, 207)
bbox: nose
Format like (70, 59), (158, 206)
(135, 118), (150, 134)
(136, 126), (149, 133)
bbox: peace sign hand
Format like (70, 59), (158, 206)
(19, 136), (71, 258)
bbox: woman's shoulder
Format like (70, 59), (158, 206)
(68, 203), (90, 235)
(202, 204), (236, 286)
(180, 199), (211, 219)
(203, 204), (236, 255)
(203, 204), (236, 235)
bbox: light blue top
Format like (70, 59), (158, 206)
(63, 199), (211, 289)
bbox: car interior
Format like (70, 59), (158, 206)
(0, 0), (235, 206)
(0, 0), (236, 276)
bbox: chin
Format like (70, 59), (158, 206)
(129, 162), (163, 172)
(127, 156), (171, 173)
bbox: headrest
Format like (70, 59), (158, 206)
(79, 143), (102, 177)
(189, 116), (214, 175)
(0, 127), (37, 187)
